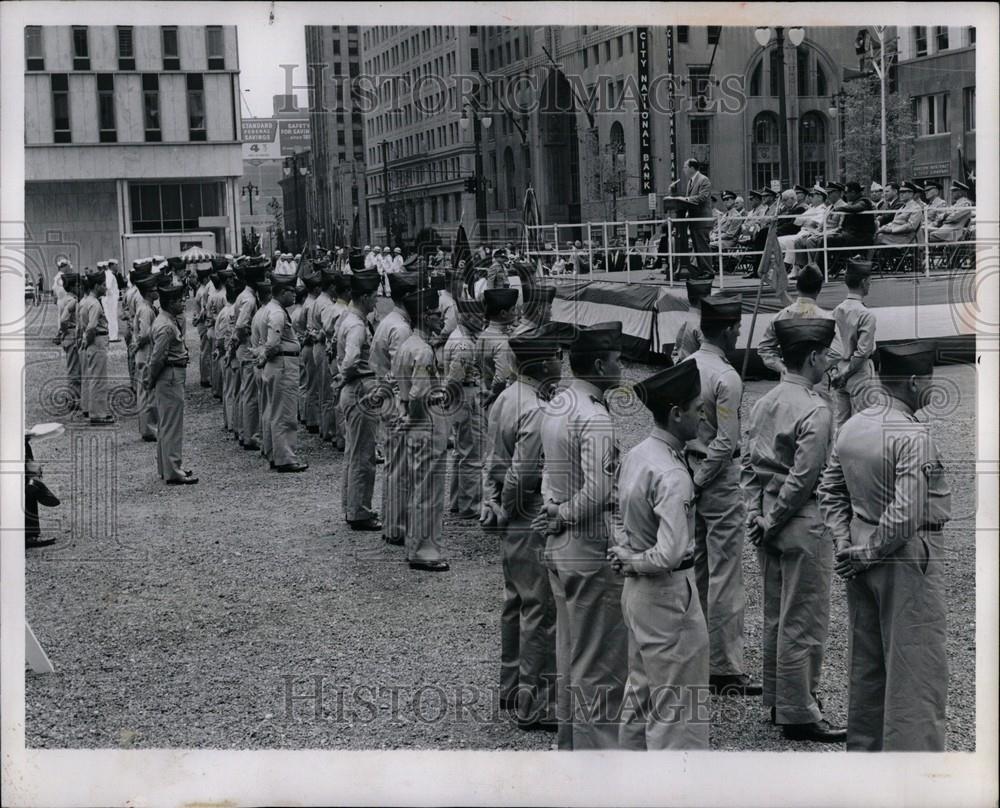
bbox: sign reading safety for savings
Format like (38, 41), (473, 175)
(241, 118), (311, 160)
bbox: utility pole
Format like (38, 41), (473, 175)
(381, 140), (392, 247)
(472, 110), (486, 243)
(776, 26), (791, 186)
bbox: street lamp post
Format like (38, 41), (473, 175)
(755, 26), (805, 187)
(459, 103), (492, 246)
(241, 181), (260, 216)
(283, 153), (310, 250)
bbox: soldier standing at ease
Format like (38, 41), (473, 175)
(311, 261), (338, 444)
(232, 257), (268, 452)
(323, 272), (352, 452)
(484, 325), (564, 730)
(55, 271), (82, 416)
(511, 284), (555, 337)
(743, 319), (845, 743)
(215, 280), (239, 435)
(671, 278), (713, 364)
(298, 264), (322, 434)
(337, 269), (384, 529)
(393, 289), (449, 571)
(828, 257), (878, 428)
(131, 262), (160, 443)
(206, 257), (229, 400)
(193, 261), (215, 387)
(147, 276), (196, 485)
(687, 295), (761, 696)
(259, 274), (308, 473)
(756, 264), (832, 378)
(80, 268), (114, 425)
(534, 322), (629, 750)
(609, 359), (710, 750)
(818, 342), (951, 751)
(250, 276), (274, 464)
(477, 288), (518, 412)
(443, 298), (484, 519)
(121, 262), (142, 390)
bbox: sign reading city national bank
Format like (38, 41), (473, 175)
(241, 118), (311, 160)
(637, 26), (654, 194)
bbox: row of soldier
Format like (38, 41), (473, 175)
(54, 250), (952, 751)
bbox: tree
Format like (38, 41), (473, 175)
(836, 75), (916, 187)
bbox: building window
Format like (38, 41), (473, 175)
(677, 26), (689, 44)
(503, 147), (517, 210)
(206, 26), (225, 70)
(51, 73), (71, 143)
(604, 40), (611, 62)
(470, 48), (479, 71)
(796, 49), (810, 96)
(25, 26), (44, 71)
(688, 65), (711, 111)
(142, 74), (161, 142)
(161, 26), (180, 70)
(751, 112), (780, 189)
(582, 47), (588, 69)
(707, 26), (722, 45)
(913, 93), (949, 136)
(117, 26), (135, 70)
(799, 112), (827, 188)
(97, 74), (117, 143)
(129, 182), (223, 233)
(935, 26), (949, 51)
(769, 48), (781, 97)
(968, 27), (976, 45)
(749, 60), (762, 96)
(816, 63), (827, 97)
(690, 117), (710, 145)
(187, 74), (206, 141)
(963, 86), (975, 131)
(72, 26), (90, 70)
(915, 27), (928, 57)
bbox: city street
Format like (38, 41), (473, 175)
(23, 300), (977, 751)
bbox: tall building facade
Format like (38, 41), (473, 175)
(359, 25), (484, 247)
(896, 25), (976, 189)
(305, 25), (369, 249)
(24, 24), (243, 271)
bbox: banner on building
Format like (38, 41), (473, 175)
(637, 27), (654, 194)
(241, 118), (311, 160)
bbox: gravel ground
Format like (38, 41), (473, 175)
(23, 300), (977, 751)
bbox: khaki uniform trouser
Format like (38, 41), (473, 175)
(199, 327), (212, 385)
(501, 507), (557, 722)
(382, 413), (410, 542)
(154, 366), (186, 481)
(239, 355), (260, 445)
(263, 355), (300, 467)
(211, 331), (223, 396)
(302, 342), (318, 427)
(405, 417), (448, 563)
(694, 460), (747, 676)
(834, 361), (877, 429)
(312, 342), (334, 439)
(758, 497), (832, 725)
(448, 387), (483, 514)
(327, 357), (343, 444)
(83, 335), (110, 418)
(846, 526), (947, 751)
(135, 347), (159, 440)
(340, 380), (378, 522)
(547, 560), (629, 750)
(619, 569), (710, 750)
(62, 339), (82, 409)
(126, 333), (137, 388)
(258, 365), (272, 461)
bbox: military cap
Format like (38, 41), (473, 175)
(844, 180), (862, 194)
(899, 180), (920, 193)
(748, 189), (763, 199)
(216, 263), (236, 280)
(210, 256), (229, 273)
(271, 272), (297, 292)
(522, 284), (557, 305)
(493, 247), (508, 259)
(167, 256), (186, 273)
(388, 271), (418, 299)
(96, 261), (108, 270)
(721, 190), (736, 200)
(157, 274), (186, 302)
(538, 320), (578, 348)
(870, 181), (883, 192)
(761, 186), (777, 197)
(298, 260), (322, 286)
(130, 262), (155, 284)
(509, 327), (562, 362)
(483, 287), (519, 316)
(85, 266), (106, 284)
(635, 358), (701, 414)
(878, 341), (936, 378)
(254, 276), (273, 293)
(825, 181), (845, 193)
(61, 272), (80, 287)
(132, 258), (153, 273)
(810, 185), (828, 199)
(242, 258), (270, 285)
(401, 288), (440, 320)
(56, 258), (72, 269)
(381, 246), (391, 254)
(950, 179), (970, 191)
(923, 180), (942, 191)
(350, 269), (382, 295)
(793, 184), (809, 194)
(700, 294), (742, 325)
(348, 252), (367, 272)
(685, 278), (714, 304)
(846, 256), (873, 276)
(570, 321), (622, 353)
(773, 317), (836, 352)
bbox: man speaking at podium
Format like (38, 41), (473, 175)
(663, 158), (715, 280)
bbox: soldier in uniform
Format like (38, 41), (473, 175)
(80, 268), (114, 425)
(443, 298), (485, 519)
(743, 318), (846, 743)
(928, 180), (974, 242)
(818, 342), (952, 751)
(534, 322), (629, 750)
(55, 271), (83, 416)
(121, 262), (142, 391)
(337, 269), (384, 529)
(250, 276), (274, 464)
(232, 257), (269, 452)
(487, 248), (511, 289)
(828, 258), (878, 428)
(147, 276), (197, 484)
(206, 257), (229, 400)
(323, 272), (353, 452)
(215, 280), (239, 435)
(259, 274), (309, 473)
(372, 272), (417, 546)
(757, 264), (832, 377)
(477, 288), (518, 412)
(434, 272), (458, 340)
(875, 180), (924, 246)
(193, 261), (215, 387)
(609, 359), (710, 750)
(311, 261), (338, 444)
(671, 278), (712, 364)
(921, 181), (948, 228)
(393, 289), (449, 571)
(687, 295), (761, 696)
(131, 262), (160, 443)
(298, 264), (322, 434)
(511, 284), (555, 337)
(485, 325), (564, 729)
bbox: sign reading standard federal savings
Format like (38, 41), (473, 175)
(637, 27), (654, 194)
(241, 118), (311, 160)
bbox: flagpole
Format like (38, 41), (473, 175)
(741, 221), (778, 379)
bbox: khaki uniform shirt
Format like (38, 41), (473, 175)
(133, 298), (158, 359)
(485, 375), (546, 517)
(371, 307), (412, 381)
(831, 293), (877, 380)
(477, 321), (514, 394)
(149, 309), (188, 382)
(688, 342), (742, 489)
(443, 324), (480, 385)
(337, 304), (374, 380)
(262, 299), (300, 361)
(57, 294), (78, 345)
(232, 286), (259, 360)
(757, 297), (834, 374)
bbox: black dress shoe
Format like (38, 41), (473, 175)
(383, 534), (405, 546)
(769, 706), (776, 725)
(516, 717), (559, 733)
(782, 719), (847, 743)
(142, 435), (157, 442)
(347, 517), (383, 531)
(200, 381), (212, 388)
(307, 425), (319, 434)
(409, 559), (450, 572)
(709, 674), (763, 696)
(243, 442), (260, 451)
(269, 461), (276, 469)
(166, 475), (199, 485)
(274, 462), (309, 473)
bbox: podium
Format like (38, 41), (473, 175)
(661, 195), (696, 214)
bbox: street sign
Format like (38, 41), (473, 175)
(648, 192), (658, 211)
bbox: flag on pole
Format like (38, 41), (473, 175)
(761, 223), (790, 304)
